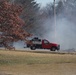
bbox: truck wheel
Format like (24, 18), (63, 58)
(30, 46), (36, 50)
(51, 47), (56, 51)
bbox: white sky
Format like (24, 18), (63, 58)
(35, 0), (61, 7)
(35, 0), (54, 7)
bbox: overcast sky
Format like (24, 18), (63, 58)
(35, 0), (54, 7)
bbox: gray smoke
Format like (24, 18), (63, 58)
(56, 17), (76, 50)
(39, 0), (76, 50)
(42, 15), (76, 50)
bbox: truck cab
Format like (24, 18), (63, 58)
(42, 39), (60, 51)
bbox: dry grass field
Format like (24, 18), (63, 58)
(0, 49), (76, 75)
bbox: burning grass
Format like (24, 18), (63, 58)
(0, 49), (76, 75)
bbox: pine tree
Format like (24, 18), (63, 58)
(14, 0), (40, 33)
(63, 0), (76, 23)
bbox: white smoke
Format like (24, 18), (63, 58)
(13, 41), (26, 49)
(40, 0), (76, 50)
(55, 17), (76, 50)
(42, 16), (76, 50)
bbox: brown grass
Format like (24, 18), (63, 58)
(0, 49), (76, 75)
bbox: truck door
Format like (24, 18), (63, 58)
(42, 40), (51, 49)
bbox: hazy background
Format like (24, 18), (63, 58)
(8, 0), (76, 50)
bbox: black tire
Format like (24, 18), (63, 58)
(30, 46), (36, 50)
(51, 47), (56, 51)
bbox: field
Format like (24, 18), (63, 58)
(0, 49), (76, 75)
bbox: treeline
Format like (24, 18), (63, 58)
(9, 0), (40, 35)
(9, 0), (76, 36)
(0, 0), (76, 49)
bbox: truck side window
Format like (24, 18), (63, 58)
(44, 40), (49, 44)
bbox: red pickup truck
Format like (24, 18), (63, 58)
(27, 37), (60, 51)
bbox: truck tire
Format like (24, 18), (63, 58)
(30, 46), (36, 50)
(51, 47), (56, 51)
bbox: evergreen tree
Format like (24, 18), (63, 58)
(56, 1), (64, 15)
(63, 0), (76, 23)
(14, 0), (40, 34)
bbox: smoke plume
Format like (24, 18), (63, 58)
(42, 15), (76, 50)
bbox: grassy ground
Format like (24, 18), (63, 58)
(0, 50), (76, 75)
